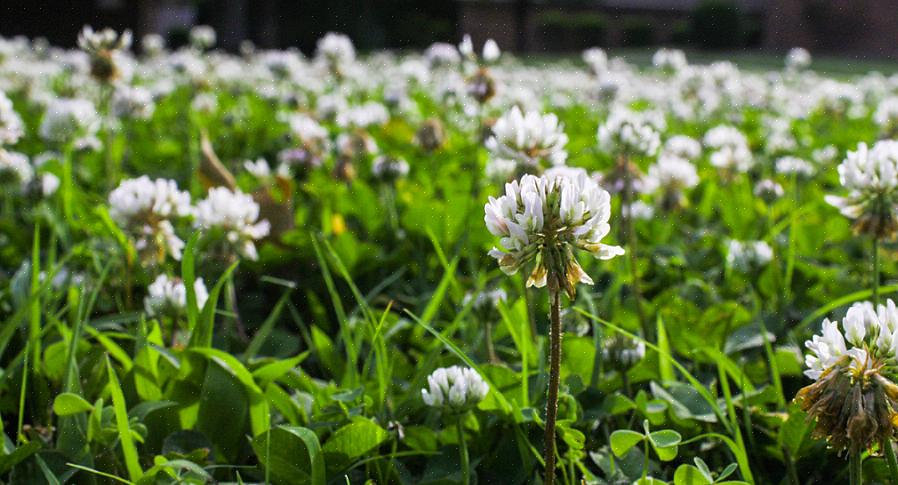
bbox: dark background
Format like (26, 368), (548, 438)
(1, 0), (897, 59)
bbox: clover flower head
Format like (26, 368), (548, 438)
(652, 48), (687, 73)
(643, 154), (699, 194)
(726, 240), (772, 272)
(603, 334), (646, 370)
(775, 156), (815, 178)
(189, 25), (217, 50)
(372, 155), (409, 181)
(316, 32), (355, 71)
(112, 85), (155, 119)
(78, 26), (132, 82)
(0, 149), (33, 190)
(109, 176), (192, 263)
(0, 90), (24, 146)
(785, 47), (811, 71)
(582, 48), (608, 75)
(662, 135), (702, 160)
(825, 141), (898, 237)
(754, 178), (784, 202)
(144, 274), (209, 317)
(597, 108), (663, 157)
(194, 187), (271, 261)
(486, 106), (569, 168)
(39, 98), (100, 144)
(798, 299), (898, 453)
(484, 171), (624, 298)
(421, 366), (489, 412)
(463, 288), (507, 312)
(424, 42), (461, 68)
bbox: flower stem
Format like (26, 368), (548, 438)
(849, 449), (862, 485)
(544, 289), (563, 485)
(457, 415), (470, 485)
(620, 154), (648, 340)
(874, 237), (881, 305)
(884, 440), (898, 485)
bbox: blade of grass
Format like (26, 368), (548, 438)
(105, 356), (143, 482)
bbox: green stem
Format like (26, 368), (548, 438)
(850, 449), (862, 485)
(620, 154), (648, 340)
(874, 237), (881, 305)
(61, 144), (73, 222)
(884, 440), (898, 485)
(457, 416), (470, 485)
(544, 289), (563, 485)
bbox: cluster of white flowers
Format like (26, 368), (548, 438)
(726, 240), (773, 272)
(424, 42), (461, 68)
(336, 101), (389, 129)
(39, 98), (100, 144)
(803, 299), (898, 380)
(371, 155), (409, 181)
(189, 25), (217, 50)
(775, 156), (815, 177)
(824, 141), (898, 222)
(77, 26), (131, 54)
(754, 178), (784, 201)
(463, 288), (507, 312)
(108, 176), (192, 261)
(144, 274), (209, 317)
(704, 125), (753, 173)
(0, 149), (33, 188)
(597, 108), (662, 157)
(643, 154), (699, 194)
(0, 91), (23, 145)
(112, 85), (155, 119)
(875, 97), (898, 134)
(603, 334), (646, 369)
(194, 187), (271, 261)
(458, 35), (500, 64)
(316, 32), (355, 72)
(785, 47), (811, 71)
(652, 48), (687, 73)
(662, 135), (702, 160)
(484, 171), (624, 295)
(486, 106), (568, 168)
(421, 366), (489, 412)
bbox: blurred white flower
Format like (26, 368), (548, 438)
(486, 106), (568, 167)
(597, 108), (662, 157)
(39, 98), (100, 144)
(0, 149), (33, 188)
(145, 274), (209, 317)
(775, 156), (815, 177)
(825, 141), (898, 237)
(726, 240), (772, 272)
(190, 25), (217, 50)
(371, 155), (409, 181)
(653, 48), (687, 73)
(0, 90), (24, 145)
(662, 135), (701, 160)
(785, 47), (811, 71)
(194, 187), (271, 261)
(421, 366), (489, 412)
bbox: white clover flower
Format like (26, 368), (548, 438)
(726, 240), (772, 272)
(109, 176), (192, 262)
(190, 25), (217, 50)
(288, 114), (329, 145)
(41, 173), (60, 197)
(421, 366), (489, 412)
(484, 171), (624, 297)
(191, 93), (218, 114)
(643, 154), (699, 193)
(144, 274), (209, 317)
(662, 135), (702, 160)
(424, 42), (461, 68)
(486, 106), (569, 167)
(316, 32), (355, 70)
(813, 145), (839, 165)
(710, 145), (754, 173)
(0, 90), (24, 146)
(803, 299), (898, 380)
(622, 200), (655, 221)
(775, 156), (815, 177)
(0, 150), (33, 188)
(703, 125), (748, 151)
(484, 158), (518, 183)
(336, 101), (389, 129)
(824, 141), (898, 237)
(141, 33), (165, 56)
(112, 85), (155, 119)
(371, 155), (409, 181)
(874, 96), (898, 132)
(785, 47), (811, 71)
(754, 178), (784, 201)
(652, 48), (687, 73)
(78, 26), (132, 54)
(194, 187), (271, 261)
(244, 158), (275, 179)
(482, 39), (501, 63)
(463, 288), (508, 312)
(582, 48), (608, 75)
(603, 334), (646, 370)
(39, 98), (100, 144)
(597, 108), (662, 157)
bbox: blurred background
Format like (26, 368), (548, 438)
(1, 0), (895, 60)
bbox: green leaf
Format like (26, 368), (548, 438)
(322, 417), (389, 474)
(182, 233), (200, 335)
(188, 261), (239, 348)
(674, 464), (713, 485)
(656, 314), (675, 382)
(53, 393), (94, 416)
(610, 429), (644, 457)
(106, 356), (143, 481)
(251, 426), (325, 485)
(648, 429), (682, 448)
(0, 441), (41, 474)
